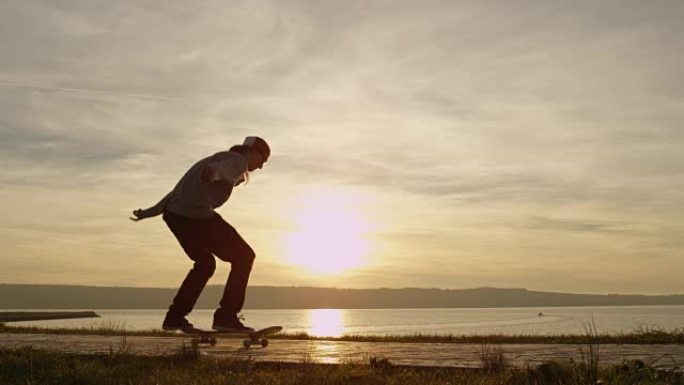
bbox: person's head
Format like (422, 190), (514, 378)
(230, 136), (270, 172)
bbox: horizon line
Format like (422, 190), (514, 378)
(1, 283), (683, 297)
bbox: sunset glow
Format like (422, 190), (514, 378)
(2, 1), (683, 294)
(282, 187), (373, 276)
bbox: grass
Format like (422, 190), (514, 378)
(0, 347), (681, 385)
(2, 322), (684, 344)
(579, 317), (601, 383)
(479, 343), (507, 373)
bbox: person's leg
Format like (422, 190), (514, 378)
(162, 211), (216, 328)
(167, 255), (216, 319)
(205, 214), (255, 327)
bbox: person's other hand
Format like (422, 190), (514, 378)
(130, 209), (147, 221)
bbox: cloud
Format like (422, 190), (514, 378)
(0, 80), (188, 101)
(524, 217), (631, 234)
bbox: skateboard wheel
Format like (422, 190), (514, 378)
(209, 337), (217, 346)
(243, 339), (252, 349)
(191, 339), (199, 349)
(260, 339), (268, 348)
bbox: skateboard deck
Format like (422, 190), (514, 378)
(182, 326), (282, 348)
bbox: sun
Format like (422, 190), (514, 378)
(282, 187), (373, 276)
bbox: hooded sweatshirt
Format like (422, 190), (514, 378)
(146, 151), (248, 219)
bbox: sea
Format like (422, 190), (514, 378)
(5, 306), (684, 337)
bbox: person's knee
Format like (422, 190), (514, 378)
(244, 247), (256, 264)
(239, 246), (256, 267)
(193, 259), (216, 277)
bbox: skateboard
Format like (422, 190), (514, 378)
(182, 326), (282, 349)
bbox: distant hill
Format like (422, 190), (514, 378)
(1, 284), (683, 309)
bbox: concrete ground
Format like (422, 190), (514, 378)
(1, 333), (683, 369)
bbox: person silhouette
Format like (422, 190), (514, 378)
(131, 136), (270, 332)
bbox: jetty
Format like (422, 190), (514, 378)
(0, 311), (100, 322)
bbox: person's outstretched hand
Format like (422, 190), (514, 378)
(130, 209), (148, 222)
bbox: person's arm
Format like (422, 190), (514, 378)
(130, 191), (173, 221)
(200, 158), (246, 185)
(200, 163), (223, 183)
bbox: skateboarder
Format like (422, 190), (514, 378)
(130, 136), (270, 333)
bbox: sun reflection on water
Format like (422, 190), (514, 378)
(308, 309), (345, 337)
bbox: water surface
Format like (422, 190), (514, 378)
(7, 305), (683, 336)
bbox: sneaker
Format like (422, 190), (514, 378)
(162, 314), (194, 331)
(212, 314), (254, 333)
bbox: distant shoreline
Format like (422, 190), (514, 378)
(2, 284), (684, 310)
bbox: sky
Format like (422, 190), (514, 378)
(1, 0), (683, 294)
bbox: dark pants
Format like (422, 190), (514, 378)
(163, 210), (255, 321)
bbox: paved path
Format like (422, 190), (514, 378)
(1, 333), (683, 368)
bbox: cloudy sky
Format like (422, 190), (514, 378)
(1, 0), (683, 294)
